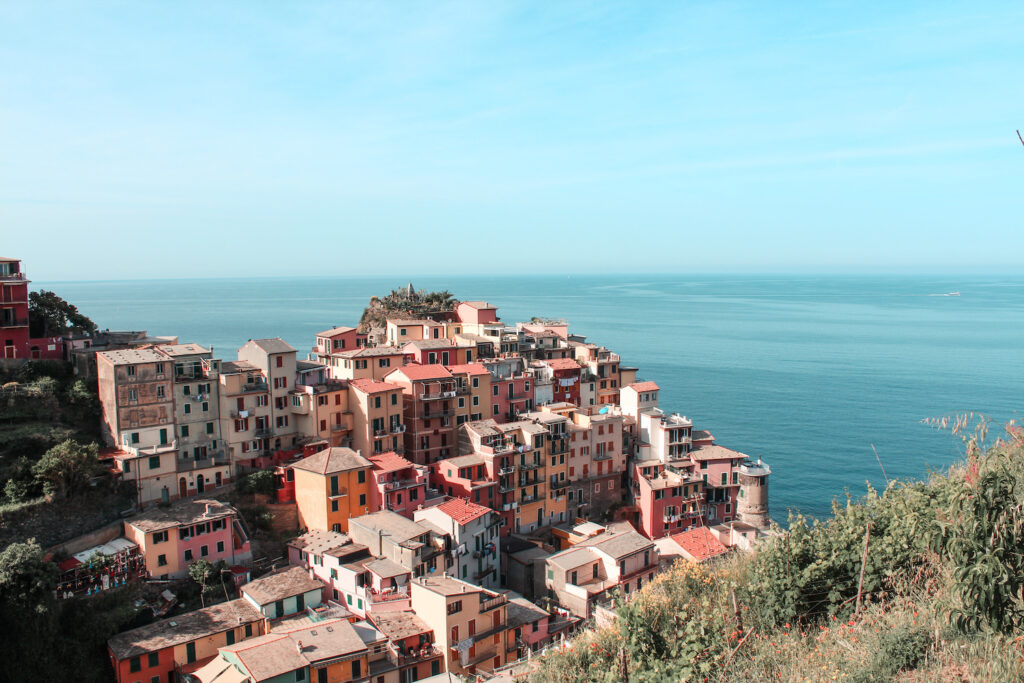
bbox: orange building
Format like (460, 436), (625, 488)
(291, 447), (374, 533)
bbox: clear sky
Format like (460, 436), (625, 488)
(2, 2), (1023, 281)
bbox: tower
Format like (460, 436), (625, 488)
(737, 458), (771, 528)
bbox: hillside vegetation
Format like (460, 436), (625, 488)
(533, 422), (1024, 682)
(357, 286), (457, 332)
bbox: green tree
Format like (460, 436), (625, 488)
(32, 440), (104, 499)
(189, 559), (216, 606)
(0, 540), (60, 682)
(28, 290), (96, 337)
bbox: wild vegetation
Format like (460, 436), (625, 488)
(532, 421), (1024, 682)
(28, 289), (96, 338)
(357, 285), (457, 332)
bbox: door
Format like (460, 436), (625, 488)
(161, 486), (170, 504)
(215, 471), (222, 487)
(196, 474), (205, 493)
(178, 478), (187, 499)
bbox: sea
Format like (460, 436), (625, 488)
(38, 274), (1024, 522)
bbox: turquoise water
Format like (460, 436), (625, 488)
(41, 274), (1024, 521)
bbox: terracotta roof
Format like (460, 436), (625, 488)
(506, 596), (549, 629)
(361, 557), (409, 579)
(223, 618), (366, 680)
(241, 566), (324, 606)
(403, 339), (459, 350)
(444, 363), (490, 376)
(434, 498), (491, 525)
(576, 528), (654, 560)
(670, 528), (728, 562)
(333, 347), (405, 358)
(459, 301), (496, 310)
(413, 575), (492, 597)
(291, 447), (372, 475)
(369, 611), (431, 641)
(349, 378), (402, 394)
(627, 381), (660, 392)
(316, 325), (355, 337)
(544, 358), (581, 371)
(369, 451), (417, 474)
(691, 429), (714, 442)
(690, 444), (745, 462)
(96, 348), (168, 365)
(108, 598), (262, 660)
(126, 499), (238, 534)
(246, 338), (297, 354)
(287, 529), (353, 557)
(390, 365), (453, 381)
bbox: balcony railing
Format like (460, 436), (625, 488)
(241, 382), (268, 393)
(253, 427), (273, 438)
(518, 460), (542, 470)
(0, 316), (29, 328)
(176, 453), (229, 471)
(383, 478), (423, 491)
(480, 594), (507, 613)
(390, 423), (407, 434)
(498, 466), (515, 476)
(330, 423), (348, 432)
(0, 271), (26, 281)
(420, 390), (457, 400)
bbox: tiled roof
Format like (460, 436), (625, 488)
(459, 301), (495, 310)
(349, 378), (402, 394)
(350, 511), (432, 544)
(361, 557), (408, 579)
(404, 339), (458, 350)
(334, 347), (405, 358)
(670, 528), (728, 562)
(544, 358), (581, 371)
(287, 529), (353, 557)
(413, 575), (492, 597)
(369, 611), (431, 640)
(627, 381), (660, 392)
(316, 325), (355, 337)
(444, 363), (489, 376)
(391, 364), (453, 381)
(223, 618), (365, 680)
(96, 348), (168, 365)
(246, 338), (297, 354)
(506, 596), (549, 629)
(691, 430), (715, 442)
(241, 566), (324, 606)
(108, 598), (262, 659)
(126, 499), (238, 533)
(434, 498), (491, 525)
(291, 447), (372, 475)
(690, 444), (746, 462)
(576, 528), (654, 560)
(369, 451), (416, 474)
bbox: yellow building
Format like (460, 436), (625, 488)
(292, 447), (374, 533)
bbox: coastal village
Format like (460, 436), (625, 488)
(2, 258), (772, 683)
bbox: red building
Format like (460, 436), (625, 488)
(369, 450), (439, 518)
(385, 365), (458, 465)
(544, 358), (582, 405)
(0, 257), (30, 359)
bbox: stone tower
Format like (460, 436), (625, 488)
(737, 459), (771, 528)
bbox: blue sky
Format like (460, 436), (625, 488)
(2, 2), (1023, 280)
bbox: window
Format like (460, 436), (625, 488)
(202, 402), (209, 412)
(128, 388), (138, 402)
(472, 377), (479, 388)
(129, 656), (141, 672)
(152, 531), (168, 543)
(331, 500), (338, 512)
(217, 541), (224, 553)
(149, 456), (160, 470)
(225, 629), (235, 645)
(126, 365), (136, 377)
(351, 661), (361, 678)
(374, 396), (381, 409)
(245, 623), (253, 637)
(206, 422), (214, 434)
(593, 564), (599, 578)
(184, 549), (193, 561)
(391, 393), (397, 405)
(181, 425), (190, 437)
(359, 493), (366, 506)
(184, 403), (191, 415)
(732, 471), (738, 485)
(276, 356), (283, 368)
(721, 472), (728, 486)
(295, 668), (305, 681)
(131, 432), (140, 444)
(157, 554), (167, 566)
(357, 470), (366, 484)
(156, 385), (165, 399)
(447, 600), (463, 615)
(200, 545), (208, 557)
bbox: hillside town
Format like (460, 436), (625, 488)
(3, 258), (772, 683)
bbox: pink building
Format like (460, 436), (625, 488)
(487, 368), (535, 423)
(456, 301), (499, 325)
(430, 454), (499, 510)
(544, 358), (582, 406)
(368, 450), (440, 518)
(632, 460), (706, 539)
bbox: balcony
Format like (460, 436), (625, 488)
(330, 423), (348, 432)
(550, 479), (569, 490)
(394, 643), (442, 666)
(518, 460), (542, 471)
(329, 486), (349, 497)
(241, 382), (268, 393)
(253, 427), (273, 438)
(480, 593), (507, 613)
(592, 450), (614, 461)
(0, 316), (28, 328)
(419, 408), (453, 420)
(420, 390), (457, 400)
(390, 423), (407, 434)
(0, 271), (25, 281)
(176, 453), (229, 472)
(383, 478), (424, 491)
(498, 466), (515, 476)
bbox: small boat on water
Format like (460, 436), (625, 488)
(946, 291), (961, 297)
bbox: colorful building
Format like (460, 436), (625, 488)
(122, 499), (252, 580)
(385, 364), (459, 465)
(0, 257), (30, 359)
(368, 450), (440, 518)
(414, 498), (500, 589)
(291, 447), (375, 533)
(108, 598), (265, 683)
(347, 378), (406, 457)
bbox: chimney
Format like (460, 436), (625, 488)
(205, 503), (212, 517)
(296, 640), (303, 654)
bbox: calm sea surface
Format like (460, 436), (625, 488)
(39, 274), (1024, 521)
